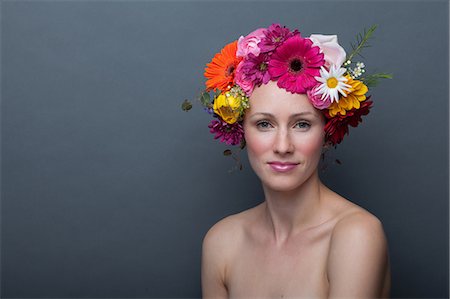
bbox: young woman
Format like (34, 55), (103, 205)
(194, 23), (391, 298)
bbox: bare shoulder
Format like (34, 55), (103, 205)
(331, 208), (387, 245)
(202, 211), (246, 251)
(202, 212), (245, 271)
(331, 208), (387, 255)
(201, 208), (253, 297)
(329, 197), (389, 262)
(203, 203), (262, 242)
(327, 206), (390, 297)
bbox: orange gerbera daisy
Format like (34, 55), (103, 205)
(204, 40), (242, 92)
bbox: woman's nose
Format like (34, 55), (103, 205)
(273, 129), (294, 155)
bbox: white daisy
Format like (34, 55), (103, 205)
(314, 65), (352, 103)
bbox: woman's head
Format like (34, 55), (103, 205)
(243, 81), (326, 191)
(194, 23), (387, 168)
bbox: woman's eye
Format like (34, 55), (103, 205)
(295, 121), (311, 129)
(256, 121), (272, 129)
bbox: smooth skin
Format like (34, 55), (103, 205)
(202, 81), (391, 298)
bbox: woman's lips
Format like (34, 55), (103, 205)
(267, 162), (299, 172)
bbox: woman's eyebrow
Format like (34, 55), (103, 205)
(249, 112), (318, 119)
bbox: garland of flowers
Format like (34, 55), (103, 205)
(182, 23), (392, 170)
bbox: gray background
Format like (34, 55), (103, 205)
(1, 0), (448, 298)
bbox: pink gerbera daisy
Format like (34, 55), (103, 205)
(268, 36), (325, 93)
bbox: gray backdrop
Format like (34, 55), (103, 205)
(1, 0), (448, 298)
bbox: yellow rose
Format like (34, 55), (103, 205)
(213, 93), (242, 124)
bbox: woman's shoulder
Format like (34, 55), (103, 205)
(201, 209), (254, 281)
(203, 205), (259, 242)
(202, 204), (263, 256)
(330, 207), (387, 253)
(321, 186), (388, 253)
(334, 207), (384, 232)
(203, 212), (245, 241)
(322, 185), (385, 229)
(325, 192), (390, 295)
(330, 197), (388, 249)
(325, 187), (389, 252)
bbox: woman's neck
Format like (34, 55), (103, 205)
(262, 169), (326, 246)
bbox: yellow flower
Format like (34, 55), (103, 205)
(213, 92), (242, 124)
(328, 75), (368, 117)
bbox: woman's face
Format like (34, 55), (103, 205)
(243, 81), (326, 192)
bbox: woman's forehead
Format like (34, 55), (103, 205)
(248, 81), (318, 115)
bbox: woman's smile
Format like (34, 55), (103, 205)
(267, 161), (300, 173)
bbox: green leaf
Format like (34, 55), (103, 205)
(181, 99), (193, 111)
(361, 73), (393, 88)
(199, 91), (211, 107)
(239, 139), (246, 150)
(223, 149), (232, 156)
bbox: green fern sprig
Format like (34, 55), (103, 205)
(346, 24), (378, 63)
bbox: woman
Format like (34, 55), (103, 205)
(195, 23), (391, 298)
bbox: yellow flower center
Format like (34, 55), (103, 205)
(327, 77), (338, 88)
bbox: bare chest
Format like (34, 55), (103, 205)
(226, 223), (334, 298)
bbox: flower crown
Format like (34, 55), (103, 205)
(182, 23), (391, 150)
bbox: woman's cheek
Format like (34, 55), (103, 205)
(244, 129), (272, 156)
(297, 130), (325, 158)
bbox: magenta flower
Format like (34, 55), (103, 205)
(259, 23), (299, 53)
(268, 35), (325, 93)
(208, 119), (244, 146)
(235, 53), (271, 95)
(235, 61), (255, 95)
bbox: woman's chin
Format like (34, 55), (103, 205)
(257, 165), (319, 193)
(261, 176), (307, 193)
